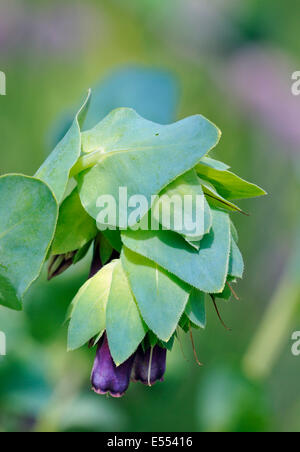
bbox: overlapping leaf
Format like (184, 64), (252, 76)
(152, 169), (212, 239)
(121, 247), (190, 341)
(197, 157), (230, 171)
(77, 108), (221, 226)
(36, 90), (91, 203)
(121, 209), (230, 293)
(99, 235), (113, 265)
(185, 288), (206, 328)
(196, 164), (266, 200)
(68, 261), (117, 350)
(51, 187), (97, 255)
(106, 260), (148, 365)
(228, 236), (244, 278)
(199, 177), (244, 214)
(0, 175), (58, 310)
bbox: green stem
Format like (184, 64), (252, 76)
(243, 276), (300, 380)
(243, 234), (300, 380)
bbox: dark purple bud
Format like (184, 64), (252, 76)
(132, 344), (167, 386)
(91, 334), (135, 398)
(48, 252), (76, 280)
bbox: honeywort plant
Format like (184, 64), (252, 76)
(0, 90), (266, 397)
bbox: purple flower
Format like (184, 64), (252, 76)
(132, 344), (167, 386)
(91, 334), (135, 398)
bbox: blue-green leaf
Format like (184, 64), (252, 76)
(229, 237), (244, 278)
(230, 220), (239, 243)
(36, 90), (91, 203)
(197, 157), (230, 171)
(121, 209), (230, 293)
(51, 188), (97, 255)
(0, 175), (58, 310)
(68, 261), (117, 351)
(196, 164), (266, 200)
(152, 169), (212, 239)
(199, 177), (244, 214)
(185, 288), (206, 328)
(121, 247), (190, 341)
(106, 260), (148, 365)
(77, 108), (221, 226)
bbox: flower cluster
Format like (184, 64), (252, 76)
(92, 334), (166, 397)
(0, 90), (265, 396)
(46, 105), (265, 397)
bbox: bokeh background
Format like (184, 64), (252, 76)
(0, 0), (300, 432)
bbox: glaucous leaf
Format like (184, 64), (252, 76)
(196, 164), (266, 200)
(36, 90), (91, 203)
(68, 261), (117, 350)
(197, 157), (230, 171)
(51, 188), (97, 255)
(184, 238), (202, 251)
(228, 237), (244, 278)
(199, 177), (243, 214)
(77, 108), (220, 226)
(121, 247), (190, 341)
(121, 209), (231, 293)
(106, 260), (148, 365)
(0, 175), (58, 310)
(152, 169), (212, 239)
(185, 288), (206, 328)
(230, 220), (239, 243)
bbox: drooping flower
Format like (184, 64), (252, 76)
(132, 344), (167, 386)
(91, 334), (135, 398)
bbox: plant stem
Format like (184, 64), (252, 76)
(243, 236), (300, 380)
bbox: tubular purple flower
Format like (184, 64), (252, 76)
(91, 334), (135, 397)
(132, 344), (167, 386)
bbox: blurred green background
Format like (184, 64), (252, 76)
(0, 0), (300, 432)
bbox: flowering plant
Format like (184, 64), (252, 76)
(0, 89), (265, 397)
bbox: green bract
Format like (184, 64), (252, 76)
(0, 175), (58, 309)
(121, 209), (231, 293)
(77, 108), (221, 227)
(121, 247), (190, 342)
(51, 188), (97, 255)
(1, 88), (266, 372)
(68, 260), (116, 350)
(36, 91), (91, 203)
